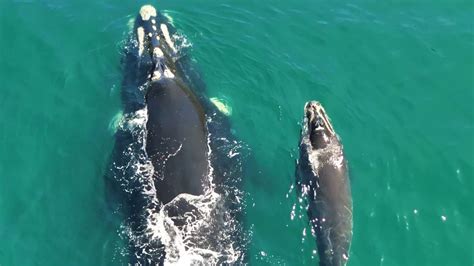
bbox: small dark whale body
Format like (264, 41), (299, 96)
(297, 101), (353, 266)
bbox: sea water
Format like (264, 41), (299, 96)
(0, 0), (472, 265)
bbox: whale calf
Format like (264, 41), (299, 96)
(297, 101), (353, 266)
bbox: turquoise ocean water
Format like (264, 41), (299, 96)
(0, 0), (473, 265)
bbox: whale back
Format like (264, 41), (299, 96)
(145, 78), (209, 204)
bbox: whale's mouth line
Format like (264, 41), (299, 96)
(305, 101), (336, 144)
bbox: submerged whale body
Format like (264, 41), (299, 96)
(297, 101), (353, 266)
(105, 5), (247, 265)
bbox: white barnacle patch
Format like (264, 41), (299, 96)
(152, 70), (162, 81)
(153, 47), (164, 58)
(164, 69), (175, 78)
(315, 104), (335, 136)
(139, 5), (157, 21)
(151, 19), (156, 24)
(161, 23), (177, 53)
(152, 25), (157, 31)
(137, 27), (145, 56)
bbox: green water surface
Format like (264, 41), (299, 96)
(0, 0), (473, 265)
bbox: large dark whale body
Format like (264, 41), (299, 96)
(297, 101), (353, 266)
(146, 77), (209, 203)
(134, 6), (210, 202)
(105, 5), (246, 265)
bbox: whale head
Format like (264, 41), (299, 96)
(135, 5), (159, 57)
(304, 101), (336, 150)
(134, 5), (176, 81)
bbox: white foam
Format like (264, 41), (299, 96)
(172, 32), (193, 50)
(162, 11), (175, 26)
(114, 110), (244, 263)
(300, 114), (345, 177)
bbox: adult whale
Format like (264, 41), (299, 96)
(136, 5), (210, 204)
(296, 101), (353, 266)
(105, 5), (247, 264)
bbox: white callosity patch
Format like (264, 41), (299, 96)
(152, 70), (162, 81)
(150, 40), (175, 81)
(313, 102), (335, 136)
(151, 47), (174, 81)
(153, 47), (164, 58)
(151, 67), (175, 81)
(137, 27), (145, 56)
(139, 5), (157, 21)
(164, 69), (175, 79)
